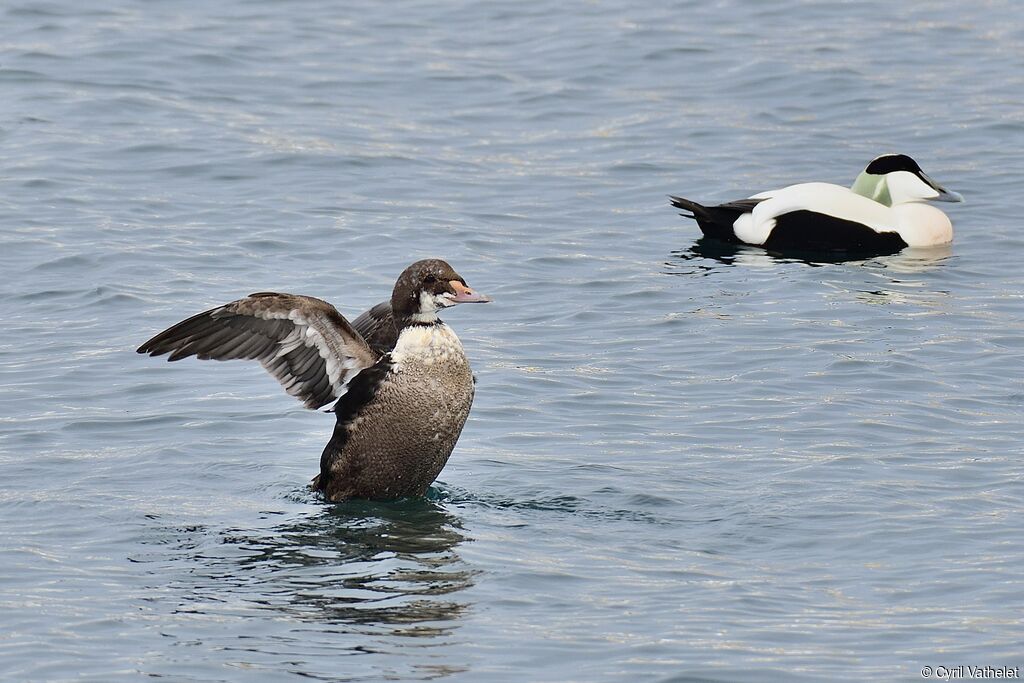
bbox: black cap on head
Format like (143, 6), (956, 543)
(864, 154), (923, 176)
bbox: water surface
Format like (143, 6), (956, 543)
(2, 1), (1023, 681)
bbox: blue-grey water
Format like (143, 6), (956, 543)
(2, 1), (1023, 681)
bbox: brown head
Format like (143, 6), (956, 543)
(390, 259), (490, 323)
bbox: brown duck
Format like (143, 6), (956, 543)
(137, 259), (490, 501)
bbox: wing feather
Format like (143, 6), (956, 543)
(351, 300), (400, 355)
(138, 293), (378, 409)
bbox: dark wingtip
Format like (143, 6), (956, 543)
(136, 336), (165, 356)
(137, 339), (180, 360)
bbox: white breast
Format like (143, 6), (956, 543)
(390, 323), (467, 367)
(892, 203), (953, 247)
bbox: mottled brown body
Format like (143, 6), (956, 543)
(318, 323), (475, 501)
(138, 258), (489, 502)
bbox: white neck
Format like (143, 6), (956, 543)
(407, 290), (453, 324)
(885, 171), (939, 205)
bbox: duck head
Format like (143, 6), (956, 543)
(392, 259), (490, 324)
(850, 154), (963, 206)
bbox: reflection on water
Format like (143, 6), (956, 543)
(666, 237), (958, 315)
(867, 244), (954, 274)
(230, 500), (471, 633)
(138, 498), (472, 642)
(669, 237), (954, 275)
(667, 237), (865, 274)
(667, 237), (760, 273)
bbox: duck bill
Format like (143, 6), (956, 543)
(933, 186), (964, 203)
(448, 280), (491, 303)
(921, 172), (964, 203)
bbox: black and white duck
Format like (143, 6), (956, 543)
(671, 154), (963, 253)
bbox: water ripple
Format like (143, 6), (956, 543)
(2, 0), (1024, 681)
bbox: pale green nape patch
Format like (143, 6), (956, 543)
(850, 171), (892, 206)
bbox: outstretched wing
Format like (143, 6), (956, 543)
(137, 293), (378, 409)
(350, 300), (400, 355)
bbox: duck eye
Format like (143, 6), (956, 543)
(424, 274), (438, 284)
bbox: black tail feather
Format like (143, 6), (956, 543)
(669, 194), (756, 243)
(669, 195), (709, 221)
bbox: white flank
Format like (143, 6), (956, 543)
(739, 182), (897, 244)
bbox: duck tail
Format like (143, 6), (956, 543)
(669, 195), (710, 222)
(670, 195), (763, 243)
(670, 195), (734, 241)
